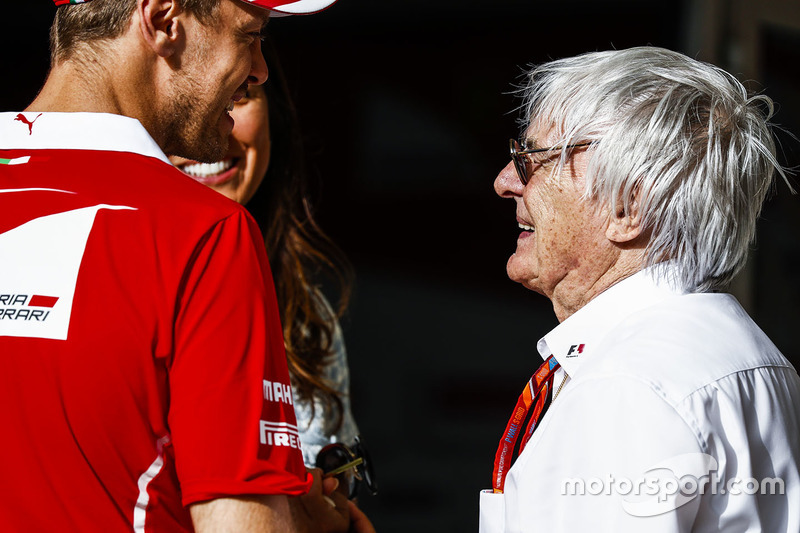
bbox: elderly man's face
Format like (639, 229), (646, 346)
(494, 127), (618, 320)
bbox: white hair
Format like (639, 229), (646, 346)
(519, 46), (790, 292)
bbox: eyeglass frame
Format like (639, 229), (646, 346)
(509, 138), (595, 185)
(315, 435), (378, 499)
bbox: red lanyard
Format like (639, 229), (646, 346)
(492, 354), (560, 493)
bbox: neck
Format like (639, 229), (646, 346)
(550, 249), (645, 322)
(28, 62), (112, 114)
(27, 39), (159, 126)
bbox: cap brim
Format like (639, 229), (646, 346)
(243, 0), (337, 15)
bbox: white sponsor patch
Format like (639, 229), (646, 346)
(0, 203), (135, 340)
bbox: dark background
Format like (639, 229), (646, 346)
(4, 2), (799, 532)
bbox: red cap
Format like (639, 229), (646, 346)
(53, 0), (337, 16)
(240, 0), (337, 15)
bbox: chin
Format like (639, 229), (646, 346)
(508, 267), (544, 295)
(506, 256), (529, 283)
(185, 126), (229, 164)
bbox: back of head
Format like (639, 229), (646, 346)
(521, 46), (788, 292)
(50, 0), (219, 63)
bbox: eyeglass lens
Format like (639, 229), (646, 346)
(353, 436), (377, 495)
(317, 445), (359, 498)
(315, 436), (378, 499)
(510, 139), (530, 185)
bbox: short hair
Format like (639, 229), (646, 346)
(519, 46), (790, 292)
(50, 0), (220, 63)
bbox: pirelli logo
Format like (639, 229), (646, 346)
(259, 380), (301, 450)
(259, 420), (301, 449)
(0, 293), (59, 322)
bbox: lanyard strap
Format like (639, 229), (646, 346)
(492, 355), (560, 493)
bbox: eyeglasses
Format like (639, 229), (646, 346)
(315, 435), (378, 499)
(509, 138), (594, 185)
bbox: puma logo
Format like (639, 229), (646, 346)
(14, 113), (43, 135)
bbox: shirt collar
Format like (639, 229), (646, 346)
(537, 265), (686, 378)
(0, 112), (170, 165)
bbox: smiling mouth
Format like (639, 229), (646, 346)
(175, 157), (240, 186)
(179, 158), (237, 178)
(518, 222), (535, 232)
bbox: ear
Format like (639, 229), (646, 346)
(138, 0), (182, 58)
(605, 193), (643, 244)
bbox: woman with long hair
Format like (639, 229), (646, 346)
(170, 36), (371, 533)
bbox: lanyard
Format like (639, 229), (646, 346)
(492, 354), (560, 493)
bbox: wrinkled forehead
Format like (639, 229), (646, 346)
(521, 121), (562, 148)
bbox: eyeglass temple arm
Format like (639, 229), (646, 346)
(322, 457), (364, 478)
(517, 141), (594, 155)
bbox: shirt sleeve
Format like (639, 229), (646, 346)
(167, 209), (311, 506)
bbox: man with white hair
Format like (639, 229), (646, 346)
(0, 1), (378, 532)
(481, 46), (800, 532)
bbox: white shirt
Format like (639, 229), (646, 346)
(480, 267), (800, 532)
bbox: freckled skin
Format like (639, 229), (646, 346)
(495, 127), (646, 322)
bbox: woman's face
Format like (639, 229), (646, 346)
(170, 84), (271, 205)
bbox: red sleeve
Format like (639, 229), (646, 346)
(168, 209), (311, 506)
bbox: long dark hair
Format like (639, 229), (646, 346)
(246, 36), (354, 428)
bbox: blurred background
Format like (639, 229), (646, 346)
(4, 1), (800, 531)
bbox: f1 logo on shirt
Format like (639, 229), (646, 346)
(566, 344), (585, 358)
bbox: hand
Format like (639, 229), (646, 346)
(347, 500), (376, 533)
(291, 468), (350, 533)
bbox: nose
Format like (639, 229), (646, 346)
(248, 40), (269, 86)
(494, 160), (524, 198)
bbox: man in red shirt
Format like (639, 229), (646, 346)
(0, 0), (363, 531)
